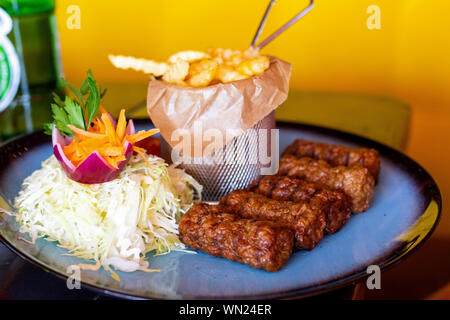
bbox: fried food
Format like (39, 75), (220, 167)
(216, 65), (247, 83)
(108, 55), (168, 76)
(162, 59), (190, 85)
(167, 50), (210, 64)
(237, 56), (270, 76)
(219, 190), (326, 250)
(179, 203), (294, 272)
(247, 175), (352, 234)
(220, 48), (243, 67)
(110, 48), (271, 87)
(279, 155), (375, 213)
(283, 139), (381, 181)
(186, 59), (219, 87)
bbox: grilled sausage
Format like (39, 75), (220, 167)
(179, 203), (294, 272)
(219, 190), (326, 250)
(247, 175), (352, 233)
(283, 139), (380, 182)
(278, 155), (375, 213)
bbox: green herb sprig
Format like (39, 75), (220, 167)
(44, 70), (107, 137)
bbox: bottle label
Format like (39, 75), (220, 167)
(0, 8), (20, 113)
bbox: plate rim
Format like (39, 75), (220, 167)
(0, 120), (442, 300)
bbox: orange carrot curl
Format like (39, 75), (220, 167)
(63, 109), (159, 169)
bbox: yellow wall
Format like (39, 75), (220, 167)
(55, 0), (450, 108)
(55, 0), (450, 238)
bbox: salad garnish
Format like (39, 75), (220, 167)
(46, 71), (160, 183)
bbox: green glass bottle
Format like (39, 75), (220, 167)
(0, 0), (62, 141)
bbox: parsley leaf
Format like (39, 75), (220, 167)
(63, 97), (85, 130)
(43, 123), (53, 135)
(60, 78), (85, 106)
(44, 70), (107, 137)
(50, 103), (74, 137)
(85, 70), (101, 127)
(52, 92), (65, 108)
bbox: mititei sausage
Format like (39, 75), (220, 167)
(283, 139), (380, 181)
(247, 175), (352, 233)
(178, 203), (294, 272)
(219, 190), (326, 250)
(278, 155), (375, 213)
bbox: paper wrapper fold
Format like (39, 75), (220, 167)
(146, 56), (292, 157)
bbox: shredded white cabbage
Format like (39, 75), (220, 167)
(14, 153), (202, 274)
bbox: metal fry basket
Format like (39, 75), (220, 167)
(161, 112), (275, 201)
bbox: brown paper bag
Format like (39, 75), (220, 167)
(146, 56), (291, 157)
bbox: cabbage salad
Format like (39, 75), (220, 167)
(14, 152), (202, 275)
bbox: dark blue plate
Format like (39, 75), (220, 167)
(0, 121), (441, 299)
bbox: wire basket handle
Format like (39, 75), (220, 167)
(251, 0), (314, 50)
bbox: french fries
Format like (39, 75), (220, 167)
(237, 56), (270, 76)
(162, 59), (190, 84)
(109, 48), (270, 87)
(216, 65), (247, 83)
(167, 50), (210, 64)
(186, 59), (219, 87)
(108, 55), (168, 77)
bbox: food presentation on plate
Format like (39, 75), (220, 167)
(0, 0), (443, 301)
(12, 71), (202, 277)
(0, 46), (440, 298)
(5, 63), (381, 274)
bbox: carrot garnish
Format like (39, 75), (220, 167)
(63, 108), (159, 171)
(98, 145), (125, 157)
(104, 155), (120, 169)
(133, 146), (152, 168)
(116, 109), (127, 141)
(93, 118), (106, 134)
(101, 113), (121, 146)
(125, 129), (160, 144)
(68, 125), (107, 139)
(99, 106), (108, 114)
